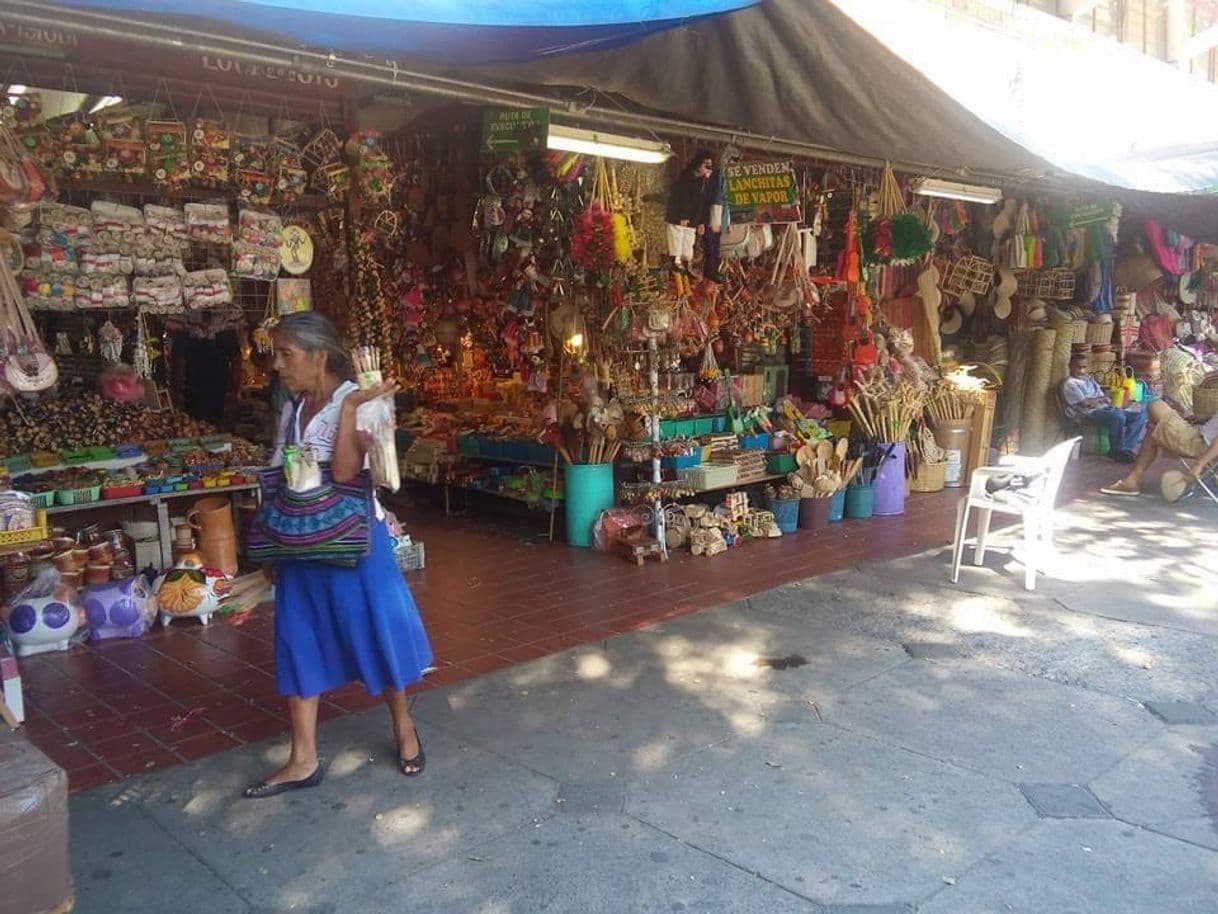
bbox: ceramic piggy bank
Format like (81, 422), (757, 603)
(153, 554), (232, 627)
(3, 574), (84, 657)
(83, 575), (155, 641)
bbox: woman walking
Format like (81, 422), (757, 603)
(244, 312), (432, 799)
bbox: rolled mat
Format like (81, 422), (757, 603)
(1047, 319), (1085, 444)
(1022, 327), (1057, 454)
(1002, 328), (1032, 450)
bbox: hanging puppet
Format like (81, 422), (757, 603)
(664, 148), (716, 277)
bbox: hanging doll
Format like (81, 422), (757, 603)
(665, 149), (716, 276)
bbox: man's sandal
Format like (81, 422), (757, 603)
(1100, 482), (1140, 497)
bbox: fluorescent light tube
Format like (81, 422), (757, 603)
(911, 177), (1003, 204)
(547, 124), (672, 164)
(90, 95), (123, 114)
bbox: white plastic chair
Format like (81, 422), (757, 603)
(949, 437), (1080, 591)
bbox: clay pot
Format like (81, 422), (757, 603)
(52, 551), (76, 573)
(61, 570), (82, 588)
(88, 542), (114, 563)
(71, 548), (90, 571)
(187, 496), (238, 577)
(85, 563), (113, 587)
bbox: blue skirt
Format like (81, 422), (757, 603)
(274, 521), (433, 698)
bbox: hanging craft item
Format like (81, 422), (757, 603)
(865, 165), (931, 266)
(313, 162), (351, 203)
(190, 118), (231, 188)
(98, 110), (145, 177)
(0, 254), (58, 392)
(54, 114), (103, 179)
(147, 120), (191, 186)
(132, 312), (152, 378)
(993, 267), (1016, 320)
(915, 262), (943, 367)
(301, 125), (342, 173)
(943, 255), (994, 297)
(272, 136), (308, 203)
(0, 119), (49, 207)
(571, 158), (617, 273)
(97, 319), (124, 363)
(252, 286), (278, 354)
(355, 131), (394, 204)
(54, 332), (72, 355)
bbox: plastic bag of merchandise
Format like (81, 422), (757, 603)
(352, 347), (400, 492)
(1, 567), (85, 657)
(81, 574), (156, 641)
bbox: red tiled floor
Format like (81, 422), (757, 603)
(14, 456), (1119, 792)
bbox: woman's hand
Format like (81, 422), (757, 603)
(342, 380), (401, 411)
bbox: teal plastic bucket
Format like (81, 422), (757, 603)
(828, 488), (846, 522)
(564, 463), (615, 548)
(844, 483), (874, 519)
(766, 496), (800, 534)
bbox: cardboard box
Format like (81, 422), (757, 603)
(0, 730), (71, 914)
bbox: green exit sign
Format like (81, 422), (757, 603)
(481, 106), (550, 154)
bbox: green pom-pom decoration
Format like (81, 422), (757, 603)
(890, 212), (933, 263)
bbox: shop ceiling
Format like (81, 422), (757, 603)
(3, 0), (1217, 237)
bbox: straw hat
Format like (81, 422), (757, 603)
(1160, 469), (1191, 503)
(1115, 252), (1163, 293)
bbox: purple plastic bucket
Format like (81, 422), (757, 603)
(872, 442), (906, 517)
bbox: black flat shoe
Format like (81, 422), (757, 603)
(243, 764), (324, 800)
(398, 728), (425, 777)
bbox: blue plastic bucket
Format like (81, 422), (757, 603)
(872, 442), (906, 516)
(828, 488), (846, 522)
(564, 463), (615, 548)
(767, 496), (800, 534)
(844, 483), (874, 519)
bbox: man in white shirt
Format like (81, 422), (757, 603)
(1101, 399), (1218, 497)
(1061, 354), (1147, 462)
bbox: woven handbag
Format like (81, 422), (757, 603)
(247, 465), (374, 567)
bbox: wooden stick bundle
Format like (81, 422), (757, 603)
(925, 384), (976, 424)
(848, 378), (925, 444)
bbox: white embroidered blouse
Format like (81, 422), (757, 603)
(271, 380), (384, 518)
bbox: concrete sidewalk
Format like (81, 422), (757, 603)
(70, 492), (1218, 913)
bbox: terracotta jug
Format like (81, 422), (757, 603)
(186, 496), (238, 577)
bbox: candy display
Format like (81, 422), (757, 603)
(0, 392), (241, 454)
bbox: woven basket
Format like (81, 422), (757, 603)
(910, 460), (947, 493)
(944, 255), (994, 296)
(1194, 386), (1218, 420)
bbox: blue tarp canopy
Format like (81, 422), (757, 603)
(56, 0), (760, 62)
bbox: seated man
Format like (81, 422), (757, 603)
(1101, 400), (1218, 496)
(1061, 354), (1147, 462)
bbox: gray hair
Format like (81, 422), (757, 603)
(272, 312), (355, 381)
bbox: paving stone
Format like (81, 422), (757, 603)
(352, 814), (824, 914)
(919, 819), (1218, 914)
(1019, 783), (1111, 819)
(1091, 725), (1218, 851)
(627, 723), (1035, 906)
(1144, 701), (1218, 726)
(822, 659), (1159, 782)
(70, 791), (248, 914)
(556, 780), (626, 815)
(108, 717), (557, 911)
(902, 641), (961, 660)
